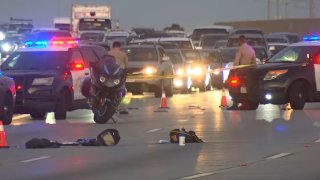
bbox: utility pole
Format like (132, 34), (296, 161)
(276, 0), (280, 19)
(309, 0), (315, 18)
(284, 0), (289, 19)
(268, 0), (272, 20)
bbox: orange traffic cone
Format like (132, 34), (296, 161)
(155, 91), (170, 112)
(0, 121), (8, 148)
(219, 88), (228, 108)
(159, 91), (169, 109)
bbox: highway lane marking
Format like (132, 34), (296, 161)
(313, 139), (320, 143)
(178, 119), (189, 122)
(13, 114), (30, 120)
(146, 128), (162, 133)
(265, 153), (292, 160)
(20, 156), (50, 163)
(179, 172), (216, 179)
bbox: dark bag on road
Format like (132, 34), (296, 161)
(77, 129), (120, 146)
(26, 138), (61, 149)
(169, 128), (204, 143)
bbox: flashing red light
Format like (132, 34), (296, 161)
(71, 62), (85, 71)
(16, 85), (23, 90)
(229, 77), (240, 86)
(49, 38), (77, 47)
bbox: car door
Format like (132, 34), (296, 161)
(69, 48), (89, 100)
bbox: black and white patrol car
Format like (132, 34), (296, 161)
(0, 72), (15, 125)
(227, 39), (320, 110)
(0, 39), (107, 120)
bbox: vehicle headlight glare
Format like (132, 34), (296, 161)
(2, 43), (12, 52)
(144, 66), (157, 75)
(176, 69), (184, 76)
(213, 69), (220, 75)
(0, 32), (5, 41)
(100, 76), (106, 83)
(192, 67), (202, 75)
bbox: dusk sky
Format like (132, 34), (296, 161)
(0, 0), (316, 32)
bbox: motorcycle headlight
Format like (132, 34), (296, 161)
(1, 43), (12, 52)
(114, 79), (120, 85)
(264, 69), (288, 80)
(144, 66), (157, 75)
(100, 76), (106, 83)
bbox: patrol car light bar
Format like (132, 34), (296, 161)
(24, 38), (78, 48)
(303, 36), (319, 41)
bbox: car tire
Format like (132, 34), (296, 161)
(54, 90), (68, 120)
(0, 93), (13, 125)
(289, 82), (306, 110)
(30, 112), (47, 120)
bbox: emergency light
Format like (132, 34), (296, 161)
(303, 35), (319, 42)
(24, 38), (78, 48)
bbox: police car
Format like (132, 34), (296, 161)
(228, 36), (320, 110)
(0, 38), (106, 120)
(0, 72), (15, 125)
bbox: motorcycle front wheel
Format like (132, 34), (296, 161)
(93, 101), (116, 124)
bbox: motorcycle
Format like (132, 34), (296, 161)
(81, 55), (127, 124)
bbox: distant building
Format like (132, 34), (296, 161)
(215, 18), (320, 37)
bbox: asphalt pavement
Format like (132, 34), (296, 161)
(1, 90), (320, 180)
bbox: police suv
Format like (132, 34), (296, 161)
(0, 72), (15, 125)
(0, 38), (106, 120)
(228, 37), (320, 110)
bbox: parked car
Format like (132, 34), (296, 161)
(191, 26), (232, 46)
(265, 34), (289, 56)
(227, 33), (268, 50)
(268, 32), (300, 44)
(0, 71), (15, 125)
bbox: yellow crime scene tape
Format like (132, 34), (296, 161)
(126, 64), (255, 80)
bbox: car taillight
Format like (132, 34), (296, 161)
(228, 77), (240, 86)
(71, 62), (85, 71)
(16, 85), (23, 90)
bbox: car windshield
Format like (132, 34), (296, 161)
(192, 29), (228, 41)
(268, 46), (320, 63)
(181, 50), (201, 62)
(79, 19), (111, 31)
(162, 41), (193, 49)
(254, 48), (268, 60)
(166, 51), (183, 64)
(1, 51), (69, 70)
(122, 47), (158, 61)
(200, 35), (228, 47)
(266, 38), (288, 43)
(200, 51), (222, 63)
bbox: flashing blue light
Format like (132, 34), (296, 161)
(25, 41), (48, 48)
(303, 35), (320, 42)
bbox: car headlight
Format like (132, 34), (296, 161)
(176, 68), (184, 76)
(1, 43), (12, 52)
(264, 69), (288, 80)
(144, 66), (157, 75)
(213, 69), (220, 75)
(0, 32), (5, 41)
(32, 77), (54, 86)
(191, 67), (202, 75)
(100, 76), (106, 83)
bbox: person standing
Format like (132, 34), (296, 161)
(108, 41), (129, 114)
(227, 35), (256, 110)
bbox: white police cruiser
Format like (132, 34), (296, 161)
(0, 38), (106, 120)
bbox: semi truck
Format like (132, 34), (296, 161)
(71, 4), (112, 37)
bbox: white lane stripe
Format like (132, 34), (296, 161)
(314, 139), (320, 143)
(20, 156), (50, 163)
(266, 153), (292, 160)
(146, 128), (162, 133)
(178, 119), (189, 122)
(179, 172), (216, 180)
(13, 114), (30, 120)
